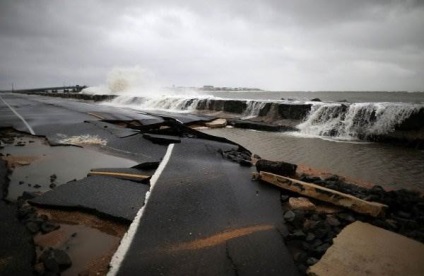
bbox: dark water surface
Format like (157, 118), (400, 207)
(203, 128), (424, 192)
(205, 91), (424, 103)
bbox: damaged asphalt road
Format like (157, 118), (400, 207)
(0, 93), (298, 275)
(112, 139), (298, 275)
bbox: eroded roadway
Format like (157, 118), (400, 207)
(0, 93), (298, 275)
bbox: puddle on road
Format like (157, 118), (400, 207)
(35, 223), (121, 275)
(1, 134), (138, 201)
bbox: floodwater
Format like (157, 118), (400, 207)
(2, 136), (138, 201)
(34, 223), (121, 276)
(203, 128), (424, 192)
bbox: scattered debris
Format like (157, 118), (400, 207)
(219, 148), (252, 165)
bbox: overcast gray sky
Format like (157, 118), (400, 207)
(1, 0), (423, 91)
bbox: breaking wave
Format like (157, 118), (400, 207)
(82, 66), (164, 96)
(107, 95), (209, 112)
(297, 102), (422, 140)
(83, 66), (214, 112)
(80, 66), (423, 142)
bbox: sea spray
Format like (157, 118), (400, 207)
(82, 66), (165, 96)
(82, 66), (212, 111)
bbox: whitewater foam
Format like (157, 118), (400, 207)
(242, 100), (269, 119)
(297, 102), (422, 140)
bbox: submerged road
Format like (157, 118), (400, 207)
(0, 93), (298, 275)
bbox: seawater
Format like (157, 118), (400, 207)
(202, 91), (424, 191)
(85, 80), (424, 192)
(205, 91), (424, 103)
(202, 128), (424, 192)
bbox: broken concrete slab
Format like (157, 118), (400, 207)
(29, 176), (149, 222)
(205, 118), (227, 128)
(308, 221), (424, 276)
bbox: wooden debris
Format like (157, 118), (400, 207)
(88, 171), (150, 181)
(255, 172), (387, 217)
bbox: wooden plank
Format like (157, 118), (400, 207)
(256, 171), (387, 217)
(88, 171), (150, 180)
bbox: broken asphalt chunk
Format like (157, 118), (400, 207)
(29, 176), (150, 222)
(142, 133), (181, 145)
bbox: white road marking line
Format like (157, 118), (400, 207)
(0, 95), (35, 135)
(107, 143), (175, 276)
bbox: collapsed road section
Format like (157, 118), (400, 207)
(0, 93), (299, 275)
(1, 92), (424, 275)
(109, 139), (298, 275)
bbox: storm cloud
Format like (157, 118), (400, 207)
(1, 0), (423, 91)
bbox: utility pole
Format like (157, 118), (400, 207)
(11, 82), (14, 92)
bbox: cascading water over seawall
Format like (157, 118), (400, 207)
(107, 95), (204, 112)
(81, 67), (424, 145)
(297, 102), (424, 140)
(242, 101), (269, 119)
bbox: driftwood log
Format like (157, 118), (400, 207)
(255, 171), (387, 217)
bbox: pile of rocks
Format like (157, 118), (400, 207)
(17, 194), (60, 235)
(281, 195), (357, 274)
(35, 248), (72, 275)
(299, 174), (424, 243)
(280, 173), (424, 275)
(16, 193), (73, 275)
